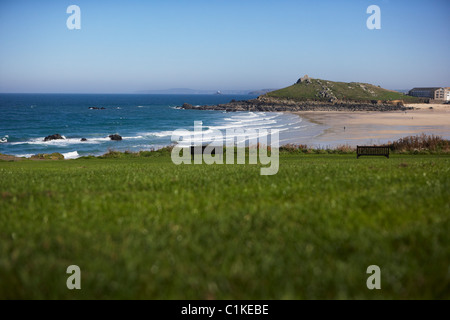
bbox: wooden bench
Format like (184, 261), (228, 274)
(357, 146), (390, 159)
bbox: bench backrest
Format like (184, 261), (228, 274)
(357, 146), (390, 158)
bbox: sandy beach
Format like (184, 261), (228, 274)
(293, 104), (450, 147)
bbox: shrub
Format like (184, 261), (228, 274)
(335, 144), (355, 154)
(279, 144), (308, 153)
(31, 153), (64, 160)
(100, 150), (123, 159)
(387, 134), (450, 153)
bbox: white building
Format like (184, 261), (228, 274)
(409, 87), (450, 101)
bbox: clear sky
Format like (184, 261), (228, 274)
(0, 0), (449, 93)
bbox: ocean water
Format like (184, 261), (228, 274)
(0, 94), (322, 158)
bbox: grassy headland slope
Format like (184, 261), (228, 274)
(266, 77), (421, 103)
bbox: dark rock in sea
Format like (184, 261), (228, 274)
(81, 138), (87, 142)
(89, 107), (106, 110)
(44, 134), (64, 142)
(182, 103), (194, 109)
(109, 134), (122, 141)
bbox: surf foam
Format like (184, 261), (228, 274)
(62, 151), (80, 159)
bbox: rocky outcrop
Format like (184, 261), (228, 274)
(44, 134), (64, 142)
(297, 75), (311, 84)
(109, 134), (122, 141)
(81, 138), (87, 142)
(89, 107), (106, 110)
(31, 153), (64, 160)
(180, 96), (412, 112)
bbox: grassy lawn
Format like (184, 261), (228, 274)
(0, 154), (449, 299)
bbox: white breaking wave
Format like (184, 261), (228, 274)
(14, 154), (34, 158)
(293, 125), (310, 130)
(62, 151), (80, 160)
(9, 151), (80, 159)
(3, 112), (307, 151)
(143, 131), (174, 138)
(138, 111), (305, 145)
(10, 136), (112, 146)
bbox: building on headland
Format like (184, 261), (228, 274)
(408, 87), (450, 101)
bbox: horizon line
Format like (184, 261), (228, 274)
(0, 92), (261, 95)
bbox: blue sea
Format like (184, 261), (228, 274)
(0, 94), (322, 159)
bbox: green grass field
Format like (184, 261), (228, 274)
(0, 153), (449, 299)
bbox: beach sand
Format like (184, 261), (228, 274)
(293, 104), (450, 147)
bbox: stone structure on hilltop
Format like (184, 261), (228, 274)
(297, 75), (311, 84)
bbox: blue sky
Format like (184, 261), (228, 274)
(0, 0), (449, 93)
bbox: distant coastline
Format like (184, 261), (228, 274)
(135, 88), (269, 95)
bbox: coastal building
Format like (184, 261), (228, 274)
(408, 87), (450, 101)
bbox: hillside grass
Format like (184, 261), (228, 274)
(0, 154), (449, 299)
(267, 79), (422, 103)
